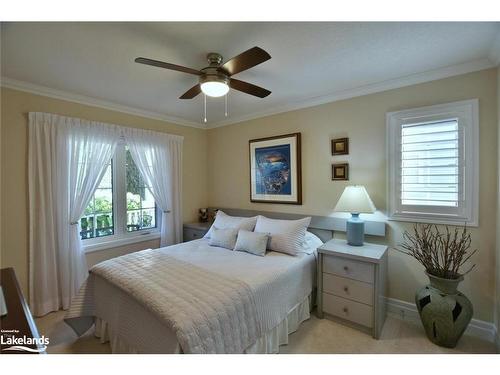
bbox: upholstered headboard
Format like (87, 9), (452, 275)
(210, 207), (386, 243)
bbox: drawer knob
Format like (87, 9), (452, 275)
(343, 307), (348, 313)
(343, 286), (349, 293)
(343, 266), (349, 271)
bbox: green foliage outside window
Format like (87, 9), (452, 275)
(126, 150), (146, 200)
(84, 196), (112, 215)
(143, 212), (153, 227)
(127, 192), (141, 210)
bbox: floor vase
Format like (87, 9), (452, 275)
(415, 272), (473, 348)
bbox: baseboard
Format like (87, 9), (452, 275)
(386, 297), (497, 344)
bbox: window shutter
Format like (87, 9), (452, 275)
(400, 120), (460, 208)
(386, 99), (478, 226)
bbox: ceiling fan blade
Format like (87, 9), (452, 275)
(221, 47), (271, 76)
(179, 84), (201, 99)
(229, 78), (271, 98)
(135, 57), (202, 76)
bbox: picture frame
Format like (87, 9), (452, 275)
(332, 163), (349, 180)
(331, 137), (349, 155)
(249, 133), (302, 204)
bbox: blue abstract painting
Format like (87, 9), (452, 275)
(254, 144), (291, 195)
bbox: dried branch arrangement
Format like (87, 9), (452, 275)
(397, 223), (477, 279)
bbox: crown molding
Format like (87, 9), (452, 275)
(2, 57), (496, 131)
(0, 77), (205, 129)
(488, 30), (500, 66)
(207, 58), (496, 129)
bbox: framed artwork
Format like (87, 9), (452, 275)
(332, 163), (349, 180)
(249, 133), (302, 204)
(332, 137), (349, 155)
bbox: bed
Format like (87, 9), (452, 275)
(65, 209), (385, 354)
(66, 236), (318, 354)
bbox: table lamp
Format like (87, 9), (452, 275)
(334, 185), (376, 246)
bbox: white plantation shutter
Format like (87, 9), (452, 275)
(387, 100), (478, 225)
(401, 120), (460, 207)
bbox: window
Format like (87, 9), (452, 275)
(125, 147), (157, 232)
(80, 144), (160, 248)
(80, 162), (114, 239)
(387, 99), (478, 226)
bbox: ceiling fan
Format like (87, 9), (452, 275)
(135, 46), (272, 99)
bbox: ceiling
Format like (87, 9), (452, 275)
(1, 22), (499, 128)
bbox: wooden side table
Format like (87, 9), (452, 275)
(183, 222), (212, 242)
(317, 239), (388, 339)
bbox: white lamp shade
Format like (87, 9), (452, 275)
(334, 185), (376, 214)
(200, 81), (229, 97)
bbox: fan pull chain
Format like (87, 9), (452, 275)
(203, 94), (207, 123)
(224, 93), (228, 117)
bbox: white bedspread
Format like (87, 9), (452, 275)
(66, 239), (316, 353)
(162, 239), (316, 333)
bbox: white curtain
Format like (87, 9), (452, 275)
(28, 112), (118, 316)
(124, 127), (183, 246)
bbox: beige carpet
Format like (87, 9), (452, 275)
(35, 311), (497, 354)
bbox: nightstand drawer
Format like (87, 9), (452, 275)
(322, 273), (374, 306)
(183, 228), (206, 242)
(323, 255), (375, 284)
(323, 292), (373, 328)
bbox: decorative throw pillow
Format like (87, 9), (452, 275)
(204, 210), (258, 239)
(208, 227), (239, 250)
(300, 231), (324, 254)
(234, 229), (269, 257)
(254, 215), (312, 256)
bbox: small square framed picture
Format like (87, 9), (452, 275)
(331, 137), (349, 155)
(332, 163), (349, 180)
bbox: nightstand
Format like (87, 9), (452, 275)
(317, 239), (388, 339)
(183, 222), (211, 242)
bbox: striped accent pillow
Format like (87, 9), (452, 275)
(204, 210), (258, 239)
(254, 216), (312, 256)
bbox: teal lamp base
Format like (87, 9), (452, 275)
(347, 213), (365, 246)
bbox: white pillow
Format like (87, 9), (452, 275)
(204, 210), (258, 239)
(254, 216), (312, 256)
(301, 231), (324, 254)
(234, 230), (269, 257)
(208, 227), (238, 250)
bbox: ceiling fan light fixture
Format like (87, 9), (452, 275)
(200, 81), (229, 97)
(199, 74), (229, 97)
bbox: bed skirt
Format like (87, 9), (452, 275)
(244, 294), (311, 354)
(94, 294), (311, 354)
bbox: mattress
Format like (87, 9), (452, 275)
(85, 239), (317, 353)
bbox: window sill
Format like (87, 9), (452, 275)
(83, 231), (161, 253)
(388, 214), (478, 227)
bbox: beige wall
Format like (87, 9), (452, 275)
(0, 87), (208, 296)
(208, 68), (498, 322)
